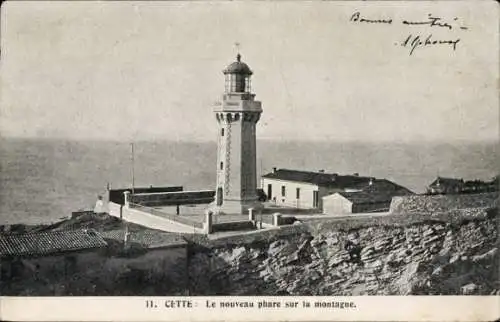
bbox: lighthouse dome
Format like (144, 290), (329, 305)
(223, 54), (253, 75)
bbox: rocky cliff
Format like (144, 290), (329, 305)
(188, 208), (499, 295)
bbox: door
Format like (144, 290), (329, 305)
(313, 191), (319, 208)
(267, 184), (272, 201)
(216, 187), (223, 206)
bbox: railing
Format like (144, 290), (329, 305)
(129, 203), (204, 229)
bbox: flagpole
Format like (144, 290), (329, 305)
(131, 142), (135, 195)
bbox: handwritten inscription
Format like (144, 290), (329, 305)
(350, 11), (468, 56)
(350, 12), (392, 24)
(402, 34), (460, 56)
(402, 14), (468, 31)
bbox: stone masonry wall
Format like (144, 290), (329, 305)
(390, 192), (498, 214)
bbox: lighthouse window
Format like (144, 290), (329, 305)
(281, 186), (286, 197)
(220, 162), (224, 170)
(221, 128), (225, 136)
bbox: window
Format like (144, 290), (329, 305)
(220, 162), (224, 170)
(221, 128), (225, 136)
(281, 185), (286, 197)
(296, 188), (300, 199)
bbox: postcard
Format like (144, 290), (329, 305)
(0, 0), (498, 321)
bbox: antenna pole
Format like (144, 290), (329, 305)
(259, 158), (263, 188)
(131, 143), (135, 195)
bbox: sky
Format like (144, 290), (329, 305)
(1, 1), (498, 142)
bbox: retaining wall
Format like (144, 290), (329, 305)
(130, 190), (215, 207)
(390, 192), (499, 214)
(108, 202), (203, 234)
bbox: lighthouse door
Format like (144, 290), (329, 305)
(216, 187), (223, 206)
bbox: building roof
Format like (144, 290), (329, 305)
(429, 177), (464, 187)
(0, 229), (107, 258)
(333, 191), (391, 204)
(99, 229), (187, 249)
(326, 179), (414, 205)
(223, 54), (253, 75)
(364, 179), (414, 195)
(262, 168), (372, 188)
(332, 191), (398, 205)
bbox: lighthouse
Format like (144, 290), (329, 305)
(211, 54), (263, 214)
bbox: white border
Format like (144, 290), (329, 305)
(1, 296), (499, 321)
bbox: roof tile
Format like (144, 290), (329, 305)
(0, 229), (107, 258)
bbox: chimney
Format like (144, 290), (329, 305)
(272, 167), (277, 174)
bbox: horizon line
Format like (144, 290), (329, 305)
(1, 135), (498, 145)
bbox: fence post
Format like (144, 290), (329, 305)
(204, 211), (213, 234)
(123, 191), (130, 208)
(273, 213), (281, 226)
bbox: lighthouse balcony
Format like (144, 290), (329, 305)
(214, 100), (262, 113)
(223, 93), (255, 101)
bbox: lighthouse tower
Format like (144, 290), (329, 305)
(211, 54), (263, 214)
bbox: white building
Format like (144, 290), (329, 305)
(261, 168), (413, 212)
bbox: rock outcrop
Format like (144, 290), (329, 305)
(188, 209), (499, 295)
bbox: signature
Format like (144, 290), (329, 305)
(350, 11), (469, 30)
(401, 34), (460, 56)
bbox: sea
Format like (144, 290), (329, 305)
(0, 137), (498, 225)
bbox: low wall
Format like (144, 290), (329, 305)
(108, 202), (204, 234)
(390, 192), (499, 214)
(211, 221), (255, 233)
(352, 202), (390, 213)
(108, 186), (183, 205)
(130, 204), (203, 229)
(131, 190), (215, 207)
(276, 216), (297, 226)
